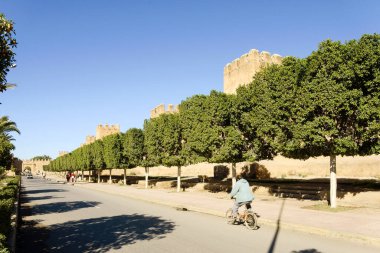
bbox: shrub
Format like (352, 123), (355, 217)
(0, 198), (13, 235)
(241, 162), (271, 179)
(0, 176), (20, 252)
(0, 188), (16, 200)
(0, 233), (10, 253)
(213, 165), (229, 180)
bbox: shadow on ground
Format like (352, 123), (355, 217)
(26, 201), (101, 215)
(22, 188), (67, 195)
(291, 250), (321, 253)
(18, 214), (176, 253)
(23, 195), (62, 201)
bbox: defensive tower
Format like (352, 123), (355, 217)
(224, 49), (282, 94)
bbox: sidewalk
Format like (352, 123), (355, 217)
(51, 177), (380, 247)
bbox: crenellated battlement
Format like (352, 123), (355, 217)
(85, 135), (96, 145)
(96, 124), (120, 140)
(23, 159), (51, 162)
(81, 124), (121, 147)
(150, 104), (179, 119)
(224, 49), (282, 94)
(58, 151), (69, 157)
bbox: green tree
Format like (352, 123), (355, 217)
(143, 119), (162, 166)
(122, 128), (144, 185)
(0, 135), (14, 169)
(235, 56), (304, 163)
(236, 34), (380, 208)
(180, 91), (244, 186)
(283, 35), (380, 207)
(0, 13), (17, 96)
(103, 134), (122, 183)
(92, 140), (105, 183)
(0, 116), (20, 141)
(0, 116), (20, 169)
(82, 144), (93, 181)
(144, 113), (185, 192)
(31, 155), (51, 160)
(159, 113), (185, 192)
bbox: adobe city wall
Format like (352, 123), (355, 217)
(92, 155), (379, 179)
(150, 104), (179, 118)
(81, 124), (121, 147)
(224, 49), (282, 94)
(22, 159), (50, 174)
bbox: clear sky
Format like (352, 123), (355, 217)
(1, 0), (379, 160)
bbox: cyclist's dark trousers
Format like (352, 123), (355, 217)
(232, 201), (252, 217)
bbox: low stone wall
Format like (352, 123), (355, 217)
(95, 154), (380, 179)
(258, 155), (380, 179)
(47, 154), (380, 180)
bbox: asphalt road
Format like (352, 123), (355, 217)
(17, 177), (379, 253)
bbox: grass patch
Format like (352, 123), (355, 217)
(302, 203), (359, 212)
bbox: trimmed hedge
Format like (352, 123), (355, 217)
(0, 176), (20, 253)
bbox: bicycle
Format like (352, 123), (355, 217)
(225, 202), (259, 230)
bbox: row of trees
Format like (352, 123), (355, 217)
(0, 13), (19, 171)
(0, 13), (19, 253)
(49, 34), (380, 207)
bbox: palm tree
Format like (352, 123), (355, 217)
(0, 116), (20, 141)
(0, 83), (16, 104)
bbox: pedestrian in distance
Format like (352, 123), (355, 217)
(70, 172), (75, 185)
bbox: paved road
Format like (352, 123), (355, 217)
(17, 177), (379, 253)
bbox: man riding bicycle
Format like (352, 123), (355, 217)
(229, 168), (254, 221)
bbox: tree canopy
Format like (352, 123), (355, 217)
(122, 128), (144, 168)
(0, 13), (17, 94)
(47, 34), (379, 205)
(31, 155), (51, 160)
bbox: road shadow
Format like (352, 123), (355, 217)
(23, 201), (101, 215)
(291, 250), (321, 253)
(24, 195), (61, 201)
(267, 199), (285, 253)
(17, 219), (50, 253)
(22, 189), (67, 195)
(18, 214), (176, 253)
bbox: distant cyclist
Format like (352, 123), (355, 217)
(229, 168), (254, 220)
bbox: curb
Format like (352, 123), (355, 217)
(59, 179), (380, 248)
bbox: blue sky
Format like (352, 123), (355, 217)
(1, 0), (379, 160)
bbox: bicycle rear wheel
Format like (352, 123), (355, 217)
(244, 212), (258, 230)
(225, 208), (235, 224)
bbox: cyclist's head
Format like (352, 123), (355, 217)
(238, 167), (249, 180)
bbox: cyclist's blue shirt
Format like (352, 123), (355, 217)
(229, 179), (254, 203)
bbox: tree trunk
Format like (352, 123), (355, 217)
(330, 155), (337, 208)
(109, 169), (112, 184)
(177, 166), (181, 192)
(97, 170), (101, 183)
(231, 163), (237, 188)
(123, 168), (127, 185)
(88, 170), (91, 182)
(145, 167), (149, 189)
(81, 169), (84, 181)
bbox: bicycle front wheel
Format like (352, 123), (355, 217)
(244, 212), (258, 230)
